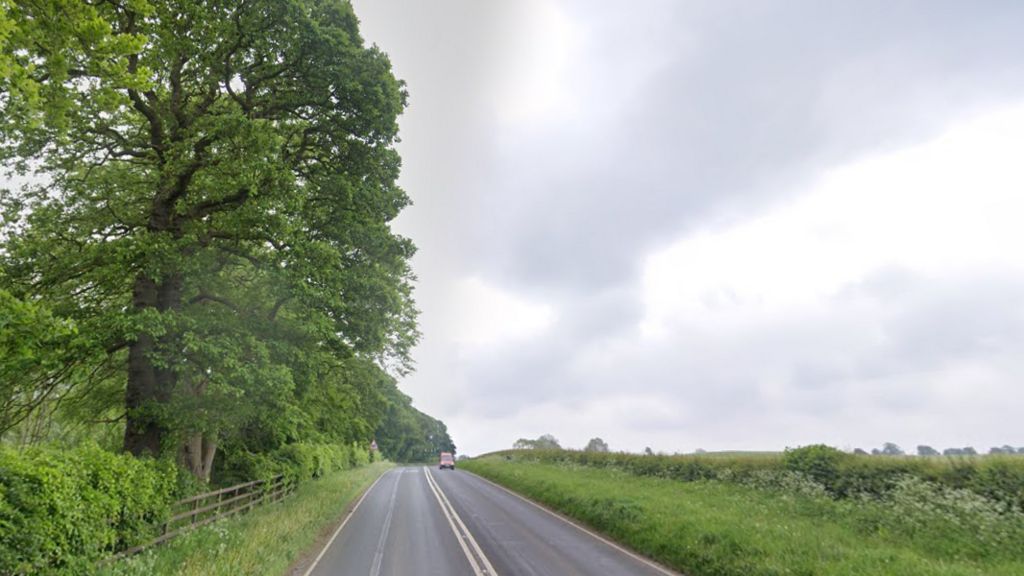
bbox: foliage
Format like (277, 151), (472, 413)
(490, 448), (1024, 510)
(584, 437), (609, 452)
(214, 441), (371, 486)
(100, 462), (391, 576)
(0, 290), (79, 435)
(0, 443), (177, 575)
(463, 456), (1024, 576)
(0, 0), (421, 481)
(373, 381), (454, 463)
(513, 434), (561, 450)
(782, 444), (846, 490)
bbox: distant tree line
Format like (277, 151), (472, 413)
(512, 434), (610, 453)
(851, 443), (1023, 456)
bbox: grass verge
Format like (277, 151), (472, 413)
(461, 457), (1024, 576)
(99, 461), (392, 576)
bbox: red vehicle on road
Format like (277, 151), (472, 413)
(439, 452), (455, 470)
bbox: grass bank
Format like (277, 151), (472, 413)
(100, 461), (392, 576)
(461, 457), (1024, 576)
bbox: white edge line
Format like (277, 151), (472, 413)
(463, 470), (682, 576)
(424, 468), (499, 576)
(302, 468), (393, 576)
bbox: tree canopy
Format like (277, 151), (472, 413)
(0, 0), (435, 481)
(513, 434), (561, 450)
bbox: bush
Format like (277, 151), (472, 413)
(0, 444), (176, 575)
(782, 444), (848, 493)
(215, 442), (373, 486)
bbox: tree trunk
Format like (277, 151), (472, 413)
(200, 435), (218, 482)
(123, 272), (182, 457)
(181, 432), (218, 482)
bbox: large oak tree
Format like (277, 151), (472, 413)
(0, 0), (418, 479)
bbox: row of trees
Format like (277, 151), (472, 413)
(513, 434), (609, 453)
(0, 0), (449, 480)
(853, 443), (1023, 456)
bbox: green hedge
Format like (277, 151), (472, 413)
(493, 447), (1024, 510)
(0, 444), (176, 575)
(214, 442), (372, 486)
(0, 441), (375, 574)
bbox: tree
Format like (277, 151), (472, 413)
(962, 446), (978, 456)
(512, 434), (561, 450)
(584, 437), (609, 452)
(943, 447), (963, 456)
(1, 0), (417, 480)
(0, 290), (84, 437)
(917, 445), (940, 457)
(536, 434), (561, 450)
(881, 442), (904, 456)
(853, 448), (868, 455)
(374, 380), (454, 463)
(644, 447), (654, 456)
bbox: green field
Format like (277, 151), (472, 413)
(461, 455), (1024, 576)
(100, 462), (392, 576)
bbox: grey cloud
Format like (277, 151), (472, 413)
(473, 1), (1024, 293)
(351, 1), (1024, 454)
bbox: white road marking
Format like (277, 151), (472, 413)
(423, 467), (499, 576)
(302, 468), (392, 576)
(465, 471), (680, 576)
(369, 470), (402, 576)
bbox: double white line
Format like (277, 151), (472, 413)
(423, 468), (499, 576)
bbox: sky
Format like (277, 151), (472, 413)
(350, 0), (1024, 456)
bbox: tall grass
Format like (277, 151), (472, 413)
(100, 462), (391, 576)
(463, 456), (1024, 576)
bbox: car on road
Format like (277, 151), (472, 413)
(439, 452), (455, 470)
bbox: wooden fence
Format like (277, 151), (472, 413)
(114, 474), (295, 559)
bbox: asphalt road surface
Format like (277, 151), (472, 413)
(305, 466), (678, 576)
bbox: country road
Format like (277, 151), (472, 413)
(305, 466), (678, 576)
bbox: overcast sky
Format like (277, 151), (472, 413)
(351, 0), (1024, 456)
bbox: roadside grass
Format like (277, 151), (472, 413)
(461, 457), (1024, 576)
(99, 461), (392, 576)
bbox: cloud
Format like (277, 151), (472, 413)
(450, 277), (555, 347)
(351, 1), (1024, 455)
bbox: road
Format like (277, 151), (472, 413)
(305, 466), (677, 576)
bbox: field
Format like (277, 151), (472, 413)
(461, 451), (1024, 576)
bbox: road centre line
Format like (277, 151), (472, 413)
(369, 470), (402, 576)
(302, 468), (393, 576)
(423, 467), (499, 576)
(464, 471), (679, 576)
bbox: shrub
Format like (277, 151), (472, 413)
(215, 442), (373, 486)
(857, 475), (1024, 561)
(0, 444), (176, 575)
(782, 444), (848, 493)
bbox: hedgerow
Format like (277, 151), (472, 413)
(0, 444), (177, 575)
(493, 447), (1024, 510)
(213, 442), (372, 486)
(0, 441), (375, 574)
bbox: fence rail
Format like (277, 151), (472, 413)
(113, 474), (295, 559)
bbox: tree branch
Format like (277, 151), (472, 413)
(188, 292), (240, 312)
(187, 187), (250, 220)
